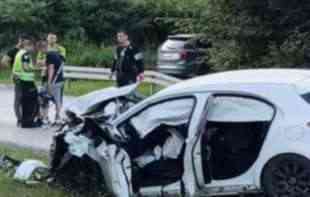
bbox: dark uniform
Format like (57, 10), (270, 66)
(7, 47), (19, 67)
(112, 45), (144, 87)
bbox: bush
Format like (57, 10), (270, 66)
(64, 40), (114, 67)
(259, 32), (308, 68)
(143, 47), (158, 70)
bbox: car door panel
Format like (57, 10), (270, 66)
(182, 93), (213, 196)
(98, 144), (133, 197)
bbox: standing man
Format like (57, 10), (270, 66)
(46, 50), (65, 124)
(12, 36), (40, 128)
(47, 32), (66, 111)
(111, 29), (144, 87)
(2, 35), (25, 126)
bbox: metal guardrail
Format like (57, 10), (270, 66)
(64, 66), (182, 87)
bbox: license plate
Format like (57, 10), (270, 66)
(160, 53), (180, 61)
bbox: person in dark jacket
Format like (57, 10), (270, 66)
(1, 34), (26, 68)
(110, 30), (144, 87)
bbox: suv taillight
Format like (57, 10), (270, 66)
(180, 51), (188, 60)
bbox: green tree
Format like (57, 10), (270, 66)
(173, 0), (310, 71)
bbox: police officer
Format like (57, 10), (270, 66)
(2, 35), (26, 126)
(12, 37), (40, 128)
(111, 30), (144, 87)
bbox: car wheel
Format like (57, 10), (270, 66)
(262, 154), (310, 197)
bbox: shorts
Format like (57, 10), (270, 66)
(39, 82), (64, 107)
(50, 82), (64, 107)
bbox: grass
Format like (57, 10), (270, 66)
(64, 80), (115, 96)
(0, 67), (12, 84)
(64, 79), (162, 97)
(0, 144), (69, 197)
(0, 144), (47, 162)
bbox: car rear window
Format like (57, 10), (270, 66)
(161, 39), (187, 51)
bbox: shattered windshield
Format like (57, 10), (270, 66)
(130, 98), (195, 138)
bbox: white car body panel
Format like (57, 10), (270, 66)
(65, 83), (138, 116)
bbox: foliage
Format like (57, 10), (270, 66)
(132, 0), (209, 42)
(0, 68), (11, 84)
(1, 0), (310, 70)
(64, 40), (114, 67)
(173, 0), (310, 71)
(0, 0), (145, 46)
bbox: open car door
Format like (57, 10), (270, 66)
(182, 93), (213, 196)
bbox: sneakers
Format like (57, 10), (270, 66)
(16, 120), (21, 128)
(41, 119), (51, 129)
(21, 120), (43, 128)
(52, 118), (64, 126)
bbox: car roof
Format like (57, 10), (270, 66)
(158, 69), (310, 96)
(168, 34), (200, 40)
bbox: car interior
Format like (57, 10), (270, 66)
(120, 121), (189, 192)
(116, 98), (195, 192)
(198, 95), (275, 182)
(201, 121), (272, 181)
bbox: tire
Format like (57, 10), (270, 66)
(262, 154), (310, 197)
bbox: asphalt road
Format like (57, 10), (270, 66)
(0, 85), (72, 151)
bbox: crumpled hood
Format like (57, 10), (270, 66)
(65, 83), (139, 116)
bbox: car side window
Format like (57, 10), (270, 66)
(207, 96), (274, 122)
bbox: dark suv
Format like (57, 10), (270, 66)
(157, 34), (210, 78)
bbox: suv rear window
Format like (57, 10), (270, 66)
(161, 39), (187, 51)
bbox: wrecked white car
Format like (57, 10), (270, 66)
(50, 69), (310, 197)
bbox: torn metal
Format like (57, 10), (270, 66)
(46, 84), (197, 197)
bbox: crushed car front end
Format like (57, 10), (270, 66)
(48, 84), (143, 195)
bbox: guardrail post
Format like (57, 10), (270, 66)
(66, 79), (71, 89)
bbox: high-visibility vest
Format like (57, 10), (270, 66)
(48, 44), (66, 59)
(36, 51), (46, 62)
(12, 49), (35, 81)
(57, 45), (66, 59)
